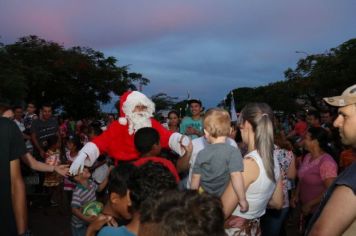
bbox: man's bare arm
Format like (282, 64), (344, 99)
(309, 186), (356, 236)
(10, 159), (27, 235)
(31, 132), (45, 158)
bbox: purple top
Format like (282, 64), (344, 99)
(298, 153), (337, 212)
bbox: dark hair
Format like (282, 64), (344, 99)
(47, 135), (59, 149)
(307, 110), (321, 121)
(41, 103), (52, 109)
(308, 127), (334, 156)
(128, 161), (177, 212)
(134, 127), (160, 154)
(140, 190), (225, 236)
(320, 109), (331, 115)
(12, 105), (23, 111)
(0, 103), (11, 115)
(168, 110), (179, 118)
(89, 121), (103, 136)
(108, 164), (136, 196)
(27, 101), (36, 107)
(188, 99), (202, 107)
(68, 135), (83, 150)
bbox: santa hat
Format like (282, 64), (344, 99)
(118, 91), (155, 125)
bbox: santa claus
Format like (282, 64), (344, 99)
(69, 91), (189, 174)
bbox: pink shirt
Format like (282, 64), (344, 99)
(298, 153), (337, 212)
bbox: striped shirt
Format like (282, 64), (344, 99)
(71, 179), (98, 228)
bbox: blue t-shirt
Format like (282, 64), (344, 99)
(98, 226), (135, 236)
(179, 116), (203, 139)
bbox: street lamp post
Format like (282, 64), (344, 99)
(295, 50), (309, 57)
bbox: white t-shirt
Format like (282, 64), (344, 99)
(186, 136), (238, 189)
(232, 150), (280, 219)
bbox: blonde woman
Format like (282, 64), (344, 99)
(222, 103), (283, 236)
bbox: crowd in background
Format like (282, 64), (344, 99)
(1, 90), (356, 236)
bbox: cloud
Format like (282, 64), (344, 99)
(1, 0), (356, 108)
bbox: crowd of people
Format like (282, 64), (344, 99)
(1, 85), (356, 236)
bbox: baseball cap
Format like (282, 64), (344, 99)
(323, 84), (356, 107)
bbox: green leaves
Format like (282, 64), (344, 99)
(226, 38), (356, 113)
(0, 35), (149, 118)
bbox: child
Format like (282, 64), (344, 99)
(88, 124), (110, 186)
(63, 136), (83, 207)
(86, 164), (135, 236)
(191, 108), (248, 212)
(43, 135), (62, 206)
(139, 190), (226, 236)
(133, 127), (192, 182)
(71, 167), (108, 236)
(92, 161), (178, 236)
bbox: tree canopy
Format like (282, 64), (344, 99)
(0, 35), (149, 118)
(226, 38), (356, 113)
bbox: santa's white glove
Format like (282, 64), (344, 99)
(69, 152), (87, 175)
(169, 133), (190, 156)
(69, 142), (100, 175)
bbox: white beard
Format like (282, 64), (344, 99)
(127, 111), (152, 135)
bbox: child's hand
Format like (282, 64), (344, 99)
(87, 215), (98, 223)
(239, 199), (249, 213)
(54, 164), (70, 176)
(87, 214), (116, 233)
(183, 140), (193, 155)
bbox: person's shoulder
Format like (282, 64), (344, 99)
(31, 118), (41, 125)
(181, 116), (192, 123)
(192, 137), (205, 145)
(321, 153), (337, 164)
(0, 117), (13, 126)
(98, 226), (126, 236)
(226, 137), (238, 147)
(0, 117), (20, 131)
(336, 163), (356, 193)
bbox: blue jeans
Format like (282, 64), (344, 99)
(260, 207), (289, 236)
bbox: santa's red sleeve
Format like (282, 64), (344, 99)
(93, 122), (119, 154)
(151, 119), (173, 149)
(151, 119), (189, 156)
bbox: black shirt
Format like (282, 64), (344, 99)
(0, 118), (27, 235)
(31, 117), (58, 151)
(306, 161), (356, 235)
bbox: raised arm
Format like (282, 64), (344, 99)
(221, 158), (259, 218)
(190, 174), (201, 190)
(176, 139), (193, 173)
(21, 152), (69, 176)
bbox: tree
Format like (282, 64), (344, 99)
(224, 38), (356, 113)
(0, 35), (150, 118)
(150, 93), (178, 113)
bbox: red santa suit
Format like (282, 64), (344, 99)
(69, 91), (187, 174)
(92, 118), (172, 162)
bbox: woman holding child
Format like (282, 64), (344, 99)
(222, 103), (283, 236)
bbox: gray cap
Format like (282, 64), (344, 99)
(323, 84), (356, 107)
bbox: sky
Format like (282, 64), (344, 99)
(1, 0), (356, 111)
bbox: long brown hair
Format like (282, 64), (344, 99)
(240, 103), (275, 182)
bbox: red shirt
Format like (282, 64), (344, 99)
(294, 120), (307, 137)
(133, 157), (180, 183)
